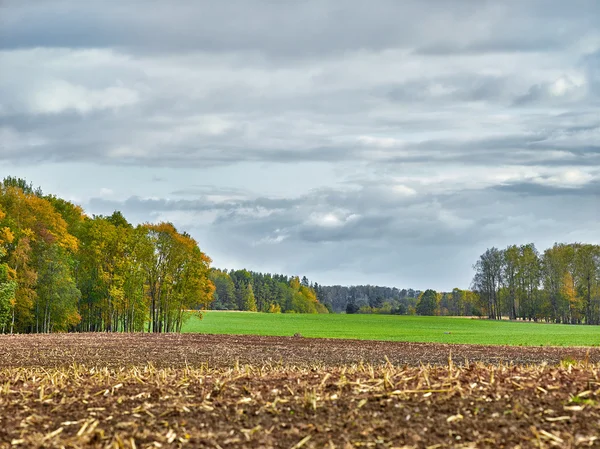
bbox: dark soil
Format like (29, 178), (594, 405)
(0, 333), (599, 368)
(0, 334), (599, 448)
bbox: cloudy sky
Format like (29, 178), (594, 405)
(1, 1), (599, 290)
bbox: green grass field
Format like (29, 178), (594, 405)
(183, 312), (600, 346)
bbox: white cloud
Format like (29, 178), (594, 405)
(392, 184), (417, 196)
(254, 233), (287, 246)
(535, 168), (595, 188)
(108, 146), (148, 159)
(1, 1), (599, 289)
(308, 211), (359, 228)
(357, 136), (403, 148)
(30, 81), (139, 114)
(437, 209), (475, 231)
(150, 210), (217, 227)
(99, 187), (114, 197)
(549, 74), (586, 97)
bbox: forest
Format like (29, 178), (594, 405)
(1, 177), (599, 333)
(0, 178), (333, 334)
(204, 246), (600, 325)
(0, 178), (215, 333)
(472, 243), (600, 324)
(313, 244), (600, 325)
(209, 270), (481, 317)
(210, 270), (328, 314)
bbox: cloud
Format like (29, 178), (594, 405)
(493, 180), (600, 197)
(29, 81), (139, 114)
(98, 187), (114, 197)
(1, 0), (599, 289)
(80, 168), (599, 289)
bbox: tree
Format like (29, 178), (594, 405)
(575, 244), (600, 325)
(210, 269), (237, 310)
(502, 245), (520, 319)
(141, 223), (214, 333)
(369, 295), (384, 309)
(242, 283), (258, 312)
(542, 244), (570, 323)
(0, 210), (17, 332)
(0, 181), (79, 332)
(0, 274), (16, 333)
(346, 299), (359, 314)
(516, 244), (541, 321)
(268, 302), (281, 313)
(0, 224), (16, 332)
(472, 248), (503, 319)
(451, 288), (467, 316)
(416, 289), (438, 316)
(35, 245), (80, 332)
(0, 179), (217, 334)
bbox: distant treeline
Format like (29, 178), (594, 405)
(472, 243), (600, 324)
(210, 275), (483, 318)
(210, 270), (328, 314)
(321, 243), (600, 325)
(333, 286), (481, 317)
(209, 271), (427, 315)
(2, 178), (598, 333)
(211, 245), (600, 326)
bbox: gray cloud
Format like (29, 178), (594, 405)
(1, 0), (599, 289)
(492, 180), (600, 197)
(81, 171), (599, 288)
(2, 1), (598, 57)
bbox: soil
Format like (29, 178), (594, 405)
(0, 333), (599, 368)
(0, 333), (599, 448)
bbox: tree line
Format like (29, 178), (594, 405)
(327, 286), (481, 317)
(210, 277), (484, 318)
(334, 243), (600, 323)
(2, 178), (598, 331)
(319, 285), (421, 314)
(210, 270), (329, 314)
(472, 243), (600, 324)
(0, 178), (214, 333)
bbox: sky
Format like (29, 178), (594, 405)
(0, 1), (599, 291)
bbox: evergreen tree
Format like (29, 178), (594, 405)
(416, 289), (438, 316)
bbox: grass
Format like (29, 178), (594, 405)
(183, 312), (600, 346)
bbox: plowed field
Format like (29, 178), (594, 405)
(2, 333), (600, 367)
(1, 333), (599, 448)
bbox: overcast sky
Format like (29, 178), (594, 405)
(1, 1), (599, 290)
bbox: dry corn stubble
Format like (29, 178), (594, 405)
(0, 334), (599, 448)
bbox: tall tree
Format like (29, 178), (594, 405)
(0, 210), (17, 333)
(575, 244), (600, 325)
(502, 245), (520, 319)
(141, 223), (213, 333)
(35, 244), (80, 332)
(542, 244), (570, 323)
(472, 248), (503, 319)
(210, 269), (237, 310)
(241, 283), (257, 312)
(416, 289), (438, 316)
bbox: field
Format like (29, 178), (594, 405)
(183, 312), (600, 346)
(1, 333), (600, 448)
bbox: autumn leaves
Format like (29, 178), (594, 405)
(0, 178), (214, 333)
